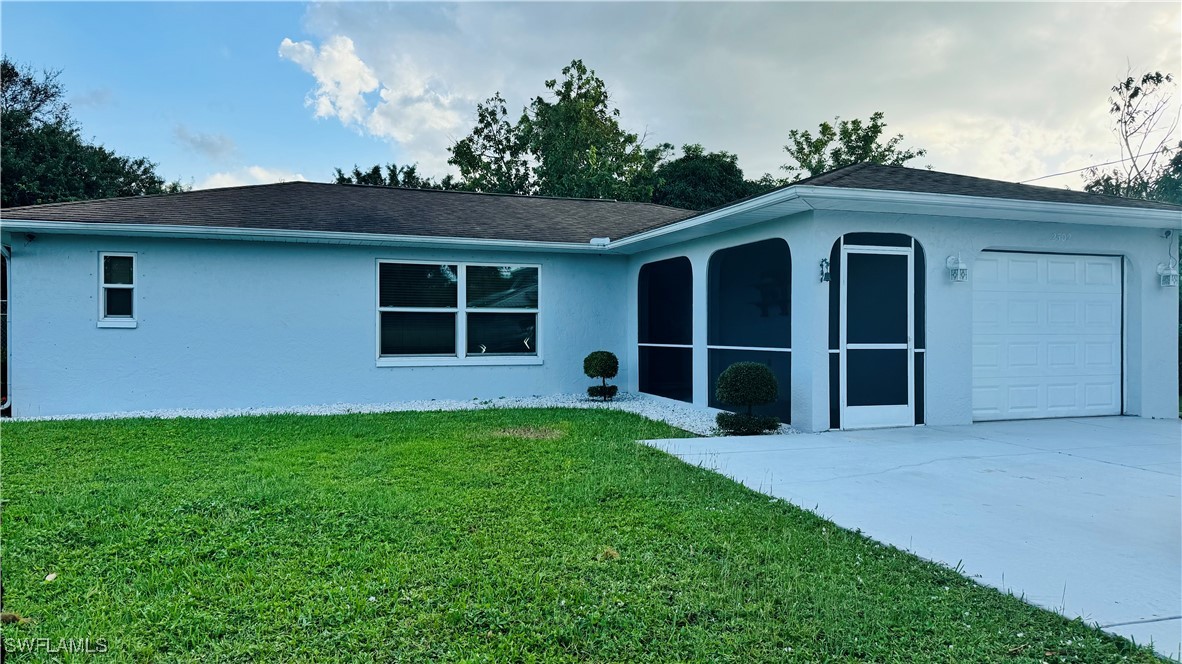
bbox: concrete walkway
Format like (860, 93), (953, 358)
(645, 417), (1181, 660)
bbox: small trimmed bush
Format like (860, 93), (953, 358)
(584, 351), (620, 401)
(715, 362), (779, 435)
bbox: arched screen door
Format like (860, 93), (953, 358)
(840, 244), (914, 428)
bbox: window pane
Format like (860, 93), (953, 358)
(380, 312), (456, 355)
(467, 313), (536, 355)
(379, 263), (457, 308)
(104, 288), (133, 318)
(467, 266), (538, 309)
(708, 239), (791, 348)
(638, 257), (692, 345)
(846, 349), (908, 406)
(103, 256), (133, 285)
(846, 252), (908, 344)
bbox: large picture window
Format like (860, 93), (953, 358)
(377, 261), (539, 362)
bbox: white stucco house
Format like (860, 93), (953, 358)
(2, 163), (1179, 430)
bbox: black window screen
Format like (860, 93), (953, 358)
(846, 252), (908, 344)
(381, 312), (456, 355)
(638, 257), (692, 345)
(379, 263), (457, 308)
(707, 239), (790, 348)
(846, 349), (909, 406)
(639, 346), (693, 402)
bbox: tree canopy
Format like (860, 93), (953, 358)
(779, 111), (927, 181)
(332, 162), (457, 190)
(652, 144), (777, 210)
(1082, 71), (1180, 205)
(1, 56), (185, 208)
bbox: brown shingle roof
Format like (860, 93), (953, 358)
(0, 182), (697, 244)
(793, 162), (1182, 211)
(3, 164), (1177, 244)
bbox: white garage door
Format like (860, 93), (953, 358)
(972, 252), (1122, 421)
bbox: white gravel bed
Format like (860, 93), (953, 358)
(8, 392), (795, 437)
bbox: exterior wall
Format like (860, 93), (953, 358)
(626, 209), (1180, 431)
(9, 234), (628, 417)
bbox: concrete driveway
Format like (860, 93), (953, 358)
(645, 416), (1181, 659)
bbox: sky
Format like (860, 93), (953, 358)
(2, 2), (1179, 191)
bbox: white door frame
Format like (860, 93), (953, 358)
(840, 244), (914, 429)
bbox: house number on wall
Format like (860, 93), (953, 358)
(1050, 232), (1072, 242)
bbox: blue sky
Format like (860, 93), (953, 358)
(3, 2), (1179, 190)
(2, 2), (392, 187)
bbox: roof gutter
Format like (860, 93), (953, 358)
(0, 219), (601, 253)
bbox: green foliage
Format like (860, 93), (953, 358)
(780, 111), (927, 181)
(1, 411), (1158, 661)
(652, 144), (778, 211)
(332, 162), (459, 190)
(584, 350), (619, 400)
(715, 362), (780, 435)
(587, 384), (619, 401)
(715, 361), (778, 414)
(1, 57), (187, 208)
(447, 93), (532, 194)
(583, 350), (619, 380)
(446, 60), (671, 201)
(524, 60), (672, 201)
(716, 411), (780, 436)
(1083, 71), (1180, 205)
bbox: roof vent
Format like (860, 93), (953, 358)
(589, 237), (610, 246)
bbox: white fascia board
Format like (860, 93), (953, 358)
(796, 186), (1182, 228)
(605, 188), (811, 252)
(0, 220), (599, 253)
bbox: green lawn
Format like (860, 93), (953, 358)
(0, 410), (1161, 662)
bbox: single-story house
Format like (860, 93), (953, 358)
(2, 163), (1179, 430)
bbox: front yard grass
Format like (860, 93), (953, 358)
(0, 409), (1161, 662)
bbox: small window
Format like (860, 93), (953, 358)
(99, 253), (136, 327)
(377, 262), (539, 361)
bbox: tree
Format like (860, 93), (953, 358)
(779, 111), (927, 181)
(1, 57), (186, 208)
(524, 60), (672, 201)
(1083, 71), (1180, 204)
(652, 144), (778, 210)
(446, 60), (671, 201)
(331, 162), (457, 190)
(447, 93), (532, 194)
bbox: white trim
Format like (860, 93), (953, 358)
(5, 220), (597, 253)
(637, 343), (693, 349)
(0, 245), (8, 411)
(98, 251), (137, 327)
(846, 343), (908, 350)
(376, 356), (543, 368)
(375, 260), (541, 366)
(840, 244), (914, 430)
(706, 345), (792, 352)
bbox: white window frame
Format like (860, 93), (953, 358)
(375, 259), (542, 367)
(98, 252), (137, 328)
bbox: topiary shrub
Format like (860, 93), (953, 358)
(584, 350), (620, 401)
(714, 361), (780, 435)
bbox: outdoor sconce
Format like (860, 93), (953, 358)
(819, 258), (830, 282)
(1158, 263), (1179, 288)
(1158, 229), (1179, 288)
(946, 254), (968, 282)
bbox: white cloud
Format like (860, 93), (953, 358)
(174, 125), (237, 161)
(195, 166), (307, 190)
(278, 33), (466, 173)
(280, 2), (1180, 185)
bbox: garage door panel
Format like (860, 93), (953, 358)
(972, 252), (1121, 421)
